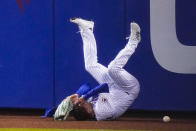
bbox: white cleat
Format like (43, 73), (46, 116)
(70, 17), (94, 31)
(130, 22), (141, 42)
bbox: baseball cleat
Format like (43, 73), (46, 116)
(70, 18), (94, 31)
(130, 22), (141, 42)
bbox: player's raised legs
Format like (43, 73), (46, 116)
(70, 18), (112, 84)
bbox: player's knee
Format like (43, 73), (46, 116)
(108, 62), (121, 72)
(85, 64), (96, 73)
(132, 79), (140, 96)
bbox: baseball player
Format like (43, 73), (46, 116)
(55, 18), (141, 121)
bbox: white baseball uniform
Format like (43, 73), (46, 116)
(80, 29), (140, 121)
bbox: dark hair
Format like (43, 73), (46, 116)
(71, 105), (95, 121)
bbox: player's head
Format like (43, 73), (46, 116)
(71, 102), (95, 120)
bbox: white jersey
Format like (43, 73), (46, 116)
(80, 28), (140, 120)
(90, 75), (140, 120)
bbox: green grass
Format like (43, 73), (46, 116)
(0, 129), (152, 131)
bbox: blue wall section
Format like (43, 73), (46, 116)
(0, 1), (54, 108)
(176, 0), (196, 45)
(0, 0), (195, 111)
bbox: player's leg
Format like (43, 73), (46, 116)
(108, 22), (141, 70)
(70, 18), (112, 84)
(80, 29), (112, 84)
(108, 22), (141, 92)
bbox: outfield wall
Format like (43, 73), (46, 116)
(0, 0), (196, 111)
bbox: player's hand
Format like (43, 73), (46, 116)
(69, 94), (79, 105)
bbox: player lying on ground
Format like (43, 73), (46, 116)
(54, 18), (141, 121)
